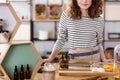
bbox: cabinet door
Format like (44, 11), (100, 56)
(104, 1), (120, 49)
(105, 2), (120, 21)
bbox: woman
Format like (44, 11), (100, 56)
(44, 0), (112, 64)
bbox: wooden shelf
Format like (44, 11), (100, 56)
(33, 38), (56, 41)
(105, 20), (120, 22)
(33, 19), (59, 22)
(0, 41), (42, 80)
(8, 0), (30, 2)
(104, 39), (120, 42)
(21, 19), (31, 22)
(105, 0), (120, 2)
(0, 3), (21, 43)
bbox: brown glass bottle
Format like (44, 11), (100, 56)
(20, 64), (24, 80)
(13, 65), (18, 80)
(60, 54), (65, 69)
(26, 64), (31, 79)
(0, 19), (3, 33)
(64, 54), (69, 69)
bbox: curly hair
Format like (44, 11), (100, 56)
(66, 0), (103, 19)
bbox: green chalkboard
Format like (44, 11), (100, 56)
(1, 44), (39, 80)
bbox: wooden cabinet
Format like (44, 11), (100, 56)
(104, 1), (120, 49)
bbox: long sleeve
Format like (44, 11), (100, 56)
(54, 12), (105, 50)
(53, 11), (68, 50)
(96, 17), (104, 51)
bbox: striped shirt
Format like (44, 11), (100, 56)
(53, 11), (104, 50)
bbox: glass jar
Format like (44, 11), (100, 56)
(42, 63), (56, 80)
(42, 71), (55, 80)
(114, 44), (120, 79)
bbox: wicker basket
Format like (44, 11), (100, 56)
(35, 4), (47, 19)
(49, 4), (62, 19)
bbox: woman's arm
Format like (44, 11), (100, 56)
(44, 48), (60, 62)
(44, 11), (68, 63)
(99, 44), (114, 62)
(97, 17), (113, 62)
(99, 44), (106, 61)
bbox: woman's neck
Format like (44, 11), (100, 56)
(81, 9), (89, 17)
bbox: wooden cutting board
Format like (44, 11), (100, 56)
(59, 70), (114, 77)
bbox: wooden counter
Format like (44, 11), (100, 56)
(34, 63), (114, 80)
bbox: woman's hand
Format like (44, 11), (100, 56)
(43, 49), (60, 64)
(43, 49), (60, 63)
(43, 57), (53, 63)
(103, 59), (114, 63)
(43, 58), (51, 63)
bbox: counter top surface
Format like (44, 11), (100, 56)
(34, 63), (114, 80)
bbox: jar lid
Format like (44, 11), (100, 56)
(43, 63), (56, 71)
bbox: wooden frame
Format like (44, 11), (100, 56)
(0, 65), (9, 80)
(0, 41), (43, 80)
(0, 3), (21, 44)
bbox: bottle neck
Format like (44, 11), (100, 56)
(0, 26), (3, 33)
(14, 66), (18, 72)
(27, 64), (30, 70)
(26, 64), (31, 79)
(0, 19), (3, 32)
(21, 65), (24, 70)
